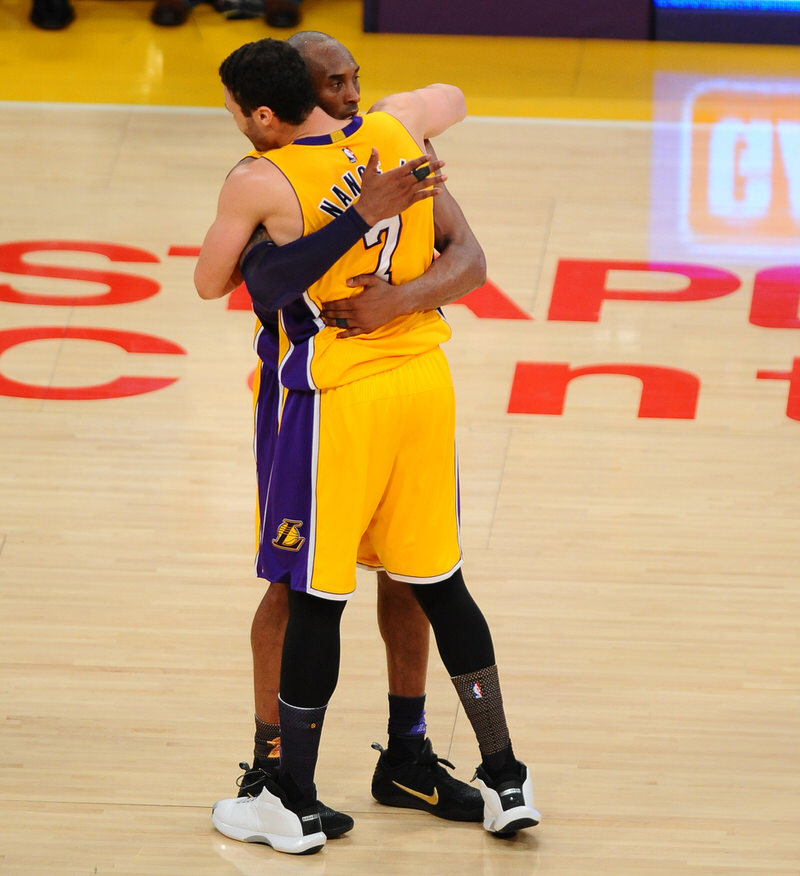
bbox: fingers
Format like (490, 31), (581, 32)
(364, 152), (446, 187)
(363, 147), (379, 177)
(346, 275), (373, 288)
(354, 149), (446, 225)
(320, 301), (354, 320)
(319, 312), (363, 336)
(321, 292), (356, 310)
(380, 154), (446, 190)
(405, 156), (447, 201)
(405, 153), (437, 174)
(407, 154), (445, 178)
(320, 309), (354, 325)
(405, 156), (445, 184)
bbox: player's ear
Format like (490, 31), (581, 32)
(254, 105), (275, 126)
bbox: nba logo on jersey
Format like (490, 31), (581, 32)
(341, 146), (357, 163)
(471, 682), (483, 699)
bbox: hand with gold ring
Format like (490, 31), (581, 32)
(321, 273), (404, 339)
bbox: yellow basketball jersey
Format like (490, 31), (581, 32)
(248, 112), (451, 390)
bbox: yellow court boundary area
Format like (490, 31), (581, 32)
(1, 0), (800, 118)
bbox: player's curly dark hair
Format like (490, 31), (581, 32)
(219, 39), (317, 124)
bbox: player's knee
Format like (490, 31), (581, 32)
(281, 590), (347, 706)
(255, 579), (289, 607)
(251, 580), (290, 635)
(410, 568), (467, 621)
(411, 570), (494, 676)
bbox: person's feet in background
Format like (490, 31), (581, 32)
(30, 0), (74, 29)
(150, 0), (194, 26)
(214, 0), (301, 26)
(265, 0), (300, 27)
(214, 0), (265, 21)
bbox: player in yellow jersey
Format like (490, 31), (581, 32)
(197, 38), (539, 855)
(222, 31), (490, 839)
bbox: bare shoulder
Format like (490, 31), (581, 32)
(218, 156), (294, 218)
(219, 155), (302, 244)
(224, 155), (284, 191)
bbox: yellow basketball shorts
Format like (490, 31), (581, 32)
(257, 346), (463, 599)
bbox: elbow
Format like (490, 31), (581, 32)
(454, 88), (467, 123)
(437, 84), (466, 123)
(195, 281), (221, 301)
(473, 248), (487, 288)
(431, 83), (466, 121)
(194, 265), (210, 299)
(438, 84), (467, 123)
(194, 265), (224, 300)
(465, 245), (487, 292)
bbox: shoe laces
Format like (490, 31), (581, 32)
(371, 740), (457, 772)
(236, 761), (269, 796)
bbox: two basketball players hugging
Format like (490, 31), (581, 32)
(194, 33), (539, 856)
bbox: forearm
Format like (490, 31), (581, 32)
(242, 206), (370, 310)
(400, 240), (486, 312)
(398, 188), (486, 312)
(195, 229), (247, 300)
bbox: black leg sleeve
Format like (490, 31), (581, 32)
(410, 569), (495, 677)
(279, 589), (346, 708)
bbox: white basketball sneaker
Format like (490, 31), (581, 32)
(212, 782), (327, 855)
(473, 761), (540, 836)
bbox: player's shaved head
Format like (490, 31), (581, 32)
(287, 31), (361, 121)
(287, 30), (342, 57)
(287, 31), (355, 79)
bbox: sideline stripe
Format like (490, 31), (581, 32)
(0, 101), (679, 129)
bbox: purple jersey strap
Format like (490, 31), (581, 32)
(242, 206), (371, 313)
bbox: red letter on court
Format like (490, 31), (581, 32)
(757, 358), (800, 420)
(0, 241), (160, 306)
(452, 280), (532, 320)
(750, 267), (800, 329)
(0, 327), (185, 400)
(508, 362), (700, 419)
(548, 259), (740, 321)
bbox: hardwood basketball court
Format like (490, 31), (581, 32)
(1, 2), (798, 873)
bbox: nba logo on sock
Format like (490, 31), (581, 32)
(471, 682), (483, 699)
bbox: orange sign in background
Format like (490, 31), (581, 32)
(683, 81), (800, 248)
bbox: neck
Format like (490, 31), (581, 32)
(287, 106), (347, 143)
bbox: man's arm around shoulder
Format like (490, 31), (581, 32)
(371, 84), (466, 141)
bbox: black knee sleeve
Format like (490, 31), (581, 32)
(411, 569), (495, 676)
(280, 589), (346, 707)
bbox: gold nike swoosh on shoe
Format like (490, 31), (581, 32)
(391, 781), (439, 806)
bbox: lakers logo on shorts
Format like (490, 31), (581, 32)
(272, 519), (306, 551)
